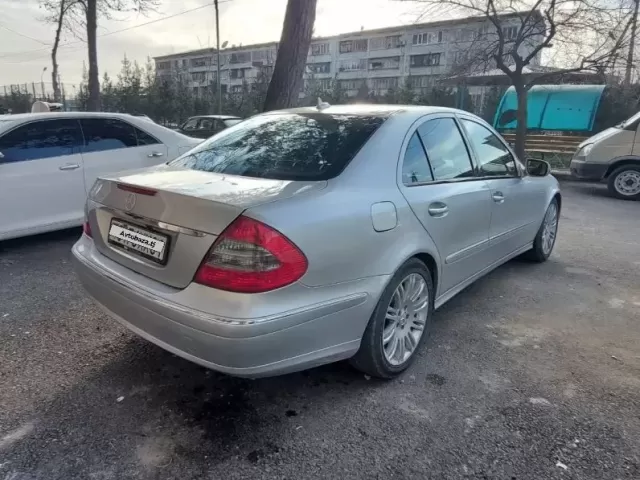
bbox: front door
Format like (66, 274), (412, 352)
(0, 119), (86, 238)
(399, 116), (493, 295)
(458, 117), (546, 260)
(79, 117), (168, 192)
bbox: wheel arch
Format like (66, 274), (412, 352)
(604, 157), (640, 178)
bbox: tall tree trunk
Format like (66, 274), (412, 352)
(51, 1), (65, 102)
(86, 0), (100, 111)
(263, 0), (317, 111)
(625, 0), (639, 86)
(514, 84), (528, 161)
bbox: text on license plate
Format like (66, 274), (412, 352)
(108, 221), (167, 261)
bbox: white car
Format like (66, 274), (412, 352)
(0, 112), (201, 241)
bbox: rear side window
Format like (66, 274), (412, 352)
(417, 118), (474, 181)
(81, 118), (137, 153)
(402, 132), (432, 185)
(170, 113), (386, 181)
(223, 118), (242, 127)
(0, 119), (83, 163)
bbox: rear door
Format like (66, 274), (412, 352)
(0, 118), (86, 238)
(458, 117), (545, 260)
(80, 117), (168, 192)
(399, 115), (493, 295)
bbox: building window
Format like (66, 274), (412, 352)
(410, 53), (442, 67)
(338, 79), (366, 90)
(453, 51), (469, 65)
(407, 75), (434, 89)
(230, 68), (245, 79)
(305, 78), (332, 91)
(230, 85), (244, 93)
(230, 52), (251, 64)
(307, 62), (331, 74)
(191, 72), (206, 82)
(310, 42), (330, 55)
(190, 57), (209, 68)
(339, 39), (368, 53)
(477, 25), (490, 39)
(370, 77), (399, 90)
(182, 59), (188, 68)
(339, 58), (367, 71)
(503, 26), (518, 41)
(156, 61), (170, 70)
(369, 35), (402, 50)
(412, 31), (444, 45)
(368, 56), (400, 70)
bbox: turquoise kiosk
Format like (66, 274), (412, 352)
(493, 84), (606, 133)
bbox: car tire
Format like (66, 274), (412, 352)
(350, 258), (434, 379)
(523, 198), (559, 263)
(607, 165), (640, 200)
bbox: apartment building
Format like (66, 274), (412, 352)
(154, 12), (543, 98)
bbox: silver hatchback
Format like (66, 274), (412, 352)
(73, 105), (560, 378)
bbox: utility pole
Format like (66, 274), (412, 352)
(625, 0), (639, 86)
(215, 0), (222, 114)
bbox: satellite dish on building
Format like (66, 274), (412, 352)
(222, 40), (229, 48)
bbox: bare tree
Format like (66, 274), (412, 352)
(407, 0), (630, 159)
(263, 0), (317, 111)
(41, 0), (81, 102)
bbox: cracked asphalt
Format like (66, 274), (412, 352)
(0, 181), (639, 480)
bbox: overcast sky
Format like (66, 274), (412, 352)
(0, 0), (430, 88)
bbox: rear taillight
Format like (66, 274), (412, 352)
(194, 216), (307, 293)
(83, 221), (92, 238)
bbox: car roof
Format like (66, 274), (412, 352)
(191, 115), (241, 120)
(0, 111), (148, 122)
(273, 104), (462, 120)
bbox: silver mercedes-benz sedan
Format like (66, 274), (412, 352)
(72, 105), (560, 379)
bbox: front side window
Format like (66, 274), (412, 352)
(0, 119), (82, 163)
(170, 113), (386, 181)
(81, 118), (138, 153)
(417, 118), (474, 181)
(460, 119), (516, 177)
(402, 132), (432, 185)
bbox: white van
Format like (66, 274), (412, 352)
(570, 113), (640, 200)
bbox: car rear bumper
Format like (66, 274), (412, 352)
(72, 237), (385, 377)
(570, 159), (608, 180)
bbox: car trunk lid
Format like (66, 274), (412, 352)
(87, 164), (324, 288)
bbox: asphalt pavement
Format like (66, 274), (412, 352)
(0, 180), (638, 480)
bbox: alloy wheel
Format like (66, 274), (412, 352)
(383, 273), (429, 366)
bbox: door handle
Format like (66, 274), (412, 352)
(147, 152), (164, 158)
(492, 191), (505, 203)
(59, 163), (80, 171)
(428, 203), (449, 217)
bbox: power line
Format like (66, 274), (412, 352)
(0, 24), (50, 46)
(0, 0), (234, 62)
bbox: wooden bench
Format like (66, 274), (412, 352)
(500, 133), (589, 167)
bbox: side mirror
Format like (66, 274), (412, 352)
(0, 151), (4, 161)
(526, 158), (550, 177)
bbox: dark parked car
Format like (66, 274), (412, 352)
(177, 115), (242, 139)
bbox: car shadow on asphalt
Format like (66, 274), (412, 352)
(0, 227), (81, 254)
(1, 332), (379, 476)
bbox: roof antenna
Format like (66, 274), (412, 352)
(317, 97), (330, 110)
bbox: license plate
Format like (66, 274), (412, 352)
(108, 219), (168, 264)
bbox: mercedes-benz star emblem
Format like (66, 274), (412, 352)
(124, 192), (136, 212)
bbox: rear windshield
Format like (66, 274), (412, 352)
(169, 112), (386, 181)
